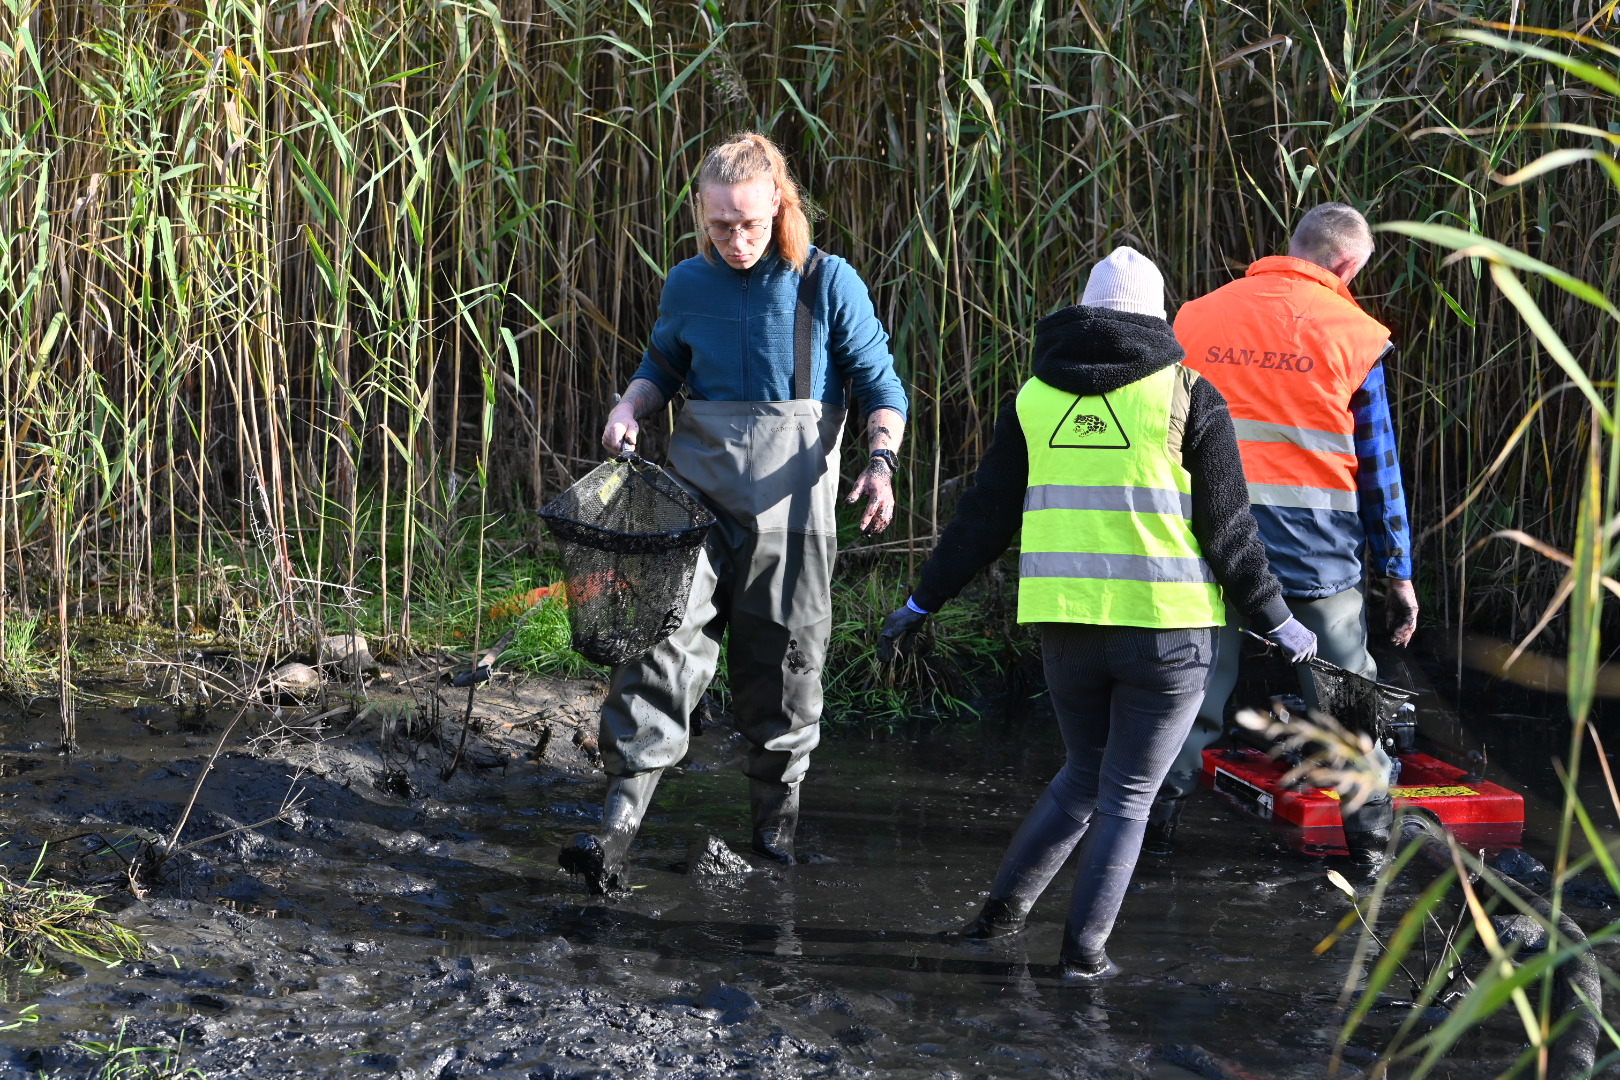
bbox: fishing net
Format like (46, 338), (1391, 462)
(1305, 656), (1414, 742)
(539, 456), (715, 666)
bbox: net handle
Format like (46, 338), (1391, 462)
(1242, 627), (1413, 704)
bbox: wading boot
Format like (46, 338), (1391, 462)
(1142, 793), (1186, 857)
(558, 770), (662, 896)
(957, 788), (1093, 939)
(1058, 948), (1121, 981)
(960, 896), (1033, 939)
(749, 778), (800, 865)
(1340, 795), (1394, 879)
(1057, 812), (1147, 981)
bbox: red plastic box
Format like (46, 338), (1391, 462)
(1203, 747), (1524, 850)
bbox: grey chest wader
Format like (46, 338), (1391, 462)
(563, 252), (841, 891)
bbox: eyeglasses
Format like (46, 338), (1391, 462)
(704, 222), (772, 241)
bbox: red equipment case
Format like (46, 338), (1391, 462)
(1203, 747), (1523, 851)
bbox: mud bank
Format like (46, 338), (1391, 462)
(0, 649), (1616, 1078)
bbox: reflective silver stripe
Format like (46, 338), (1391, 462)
(1019, 551), (1218, 585)
(1231, 418), (1355, 456)
(1023, 484), (1192, 518)
(1246, 482), (1357, 513)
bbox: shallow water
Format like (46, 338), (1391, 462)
(0, 645), (1615, 1078)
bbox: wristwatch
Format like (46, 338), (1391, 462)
(870, 448), (899, 472)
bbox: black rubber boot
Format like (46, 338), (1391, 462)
(1058, 812), (1148, 981)
(558, 770), (662, 896)
(1342, 794), (1394, 876)
(1142, 793), (1186, 857)
(958, 787), (1091, 938)
(1058, 952), (1122, 980)
(749, 778), (800, 865)
(960, 896), (1034, 939)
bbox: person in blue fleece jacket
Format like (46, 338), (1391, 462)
(559, 132), (909, 895)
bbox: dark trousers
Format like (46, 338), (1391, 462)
(983, 623), (1217, 951)
(1042, 623), (1218, 823)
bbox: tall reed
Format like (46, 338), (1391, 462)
(0, 0), (1614, 675)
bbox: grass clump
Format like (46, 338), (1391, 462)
(0, 614), (49, 695)
(0, 854), (142, 970)
(467, 553), (1030, 725)
(41, 1018), (205, 1080)
(821, 558), (1033, 725)
(499, 591), (605, 680)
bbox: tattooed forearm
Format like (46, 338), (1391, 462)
(866, 408), (905, 454)
(618, 378), (668, 419)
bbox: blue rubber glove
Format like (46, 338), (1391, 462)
(877, 600), (929, 662)
(1266, 617), (1318, 664)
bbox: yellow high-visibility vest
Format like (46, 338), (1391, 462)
(1015, 366), (1224, 628)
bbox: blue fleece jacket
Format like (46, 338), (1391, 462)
(632, 247), (908, 416)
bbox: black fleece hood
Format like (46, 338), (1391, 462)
(1030, 305), (1184, 395)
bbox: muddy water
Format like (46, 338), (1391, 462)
(0, 647), (1615, 1078)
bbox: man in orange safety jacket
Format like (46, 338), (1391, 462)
(1148, 203), (1419, 867)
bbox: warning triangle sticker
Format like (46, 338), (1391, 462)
(1049, 394), (1130, 449)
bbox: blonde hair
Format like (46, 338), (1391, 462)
(693, 132), (812, 273)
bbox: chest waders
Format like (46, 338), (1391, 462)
(561, 254), (841, 894)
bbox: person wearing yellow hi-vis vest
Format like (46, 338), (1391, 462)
(876, 248), (1311, 979)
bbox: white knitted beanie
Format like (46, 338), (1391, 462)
(1080, 246), (1166, 320)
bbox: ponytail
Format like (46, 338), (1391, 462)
(693, 132), (812, 273)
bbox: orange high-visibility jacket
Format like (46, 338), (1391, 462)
(1176, 256), (1390, 597)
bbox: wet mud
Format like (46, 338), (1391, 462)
(1, 646), (1618, 1078)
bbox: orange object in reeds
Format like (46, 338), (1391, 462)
(564, 571), (627, 606)
(489, 583), (567, 619)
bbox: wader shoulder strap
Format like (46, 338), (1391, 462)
(793, 250), (829, 401)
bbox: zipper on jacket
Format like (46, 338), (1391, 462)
(739, 268), (750, 400)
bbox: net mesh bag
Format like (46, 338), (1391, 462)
(1305, 657), (1414, 741)
(539, 456), (715, 666)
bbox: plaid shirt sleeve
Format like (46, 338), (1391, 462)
(1350, 353), (1413, 580)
